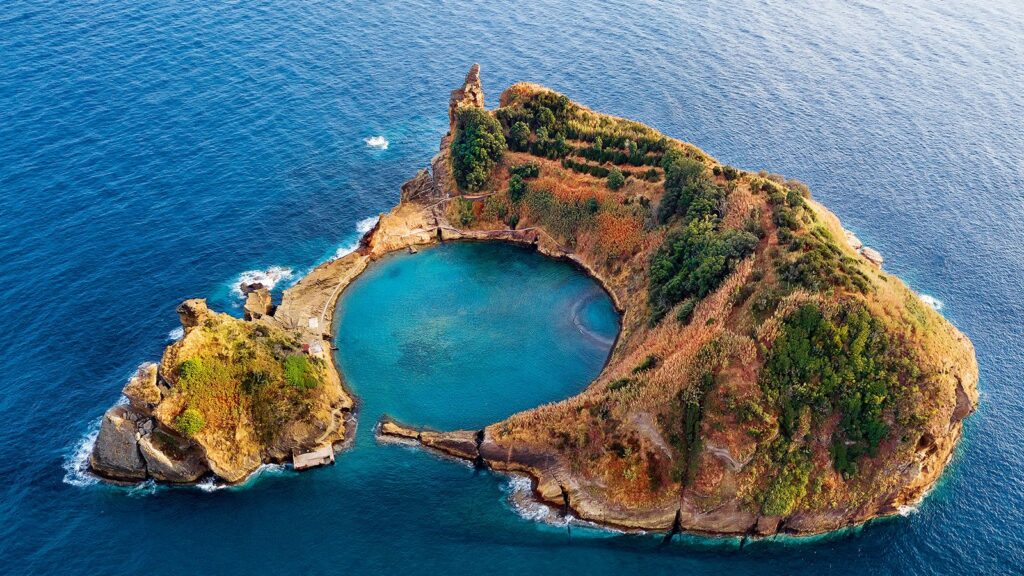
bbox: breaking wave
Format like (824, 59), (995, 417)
(364, 135), (389, 150)
(232, 266), (294, 298)
(919, 293), (944, 311)
(167, 326), (184, 341)
(332, 215), (379, 260)
(196, 463), (289, 492)
(504, 475), (568, 526)
(63, 418), (102, 487)
(502, 475), (625, 535)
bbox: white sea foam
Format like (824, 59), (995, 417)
(195, 463), (289, 492)
(356, 215), (379, 234)
(897, 504), (919, 517)
(504, 475), (567, 526)
(127, 479), (158, 497)
(63, 418), (102, 487)
(332, 216), (380, 260)
(919, 293), (944, 311)
(364, 135), (389, 150)
(167, 326), (184, 341)
(232, 266), (294, 298)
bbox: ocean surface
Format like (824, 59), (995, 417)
(1, 0), (1022, 573)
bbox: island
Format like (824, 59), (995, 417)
(89, 65), (978, 537)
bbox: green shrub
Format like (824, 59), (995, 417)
(451, 107), (507, 191)
(283, 355), (319, 390)
(761, 447), (811, 516)
(657, 153), (724, 224)
(454, 197), (474, 226)
(675, 298), (697, 324)
(508, 175), (527, 203)
(761, 303), (901, 475)
(508, 121), (530, 152)
(648, 218), (758, 321)
(175, 407), (205, 438)
(607, 378), (633, 391)
(509, 161), (540, 179)
(607, 167), (625, 190)
(632, 355), (658, 374)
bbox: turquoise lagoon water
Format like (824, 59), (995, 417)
(335, 242), (619, 432)
(2, 0), (1024, 573)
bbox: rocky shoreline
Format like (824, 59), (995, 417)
(87, 65), (977, 540)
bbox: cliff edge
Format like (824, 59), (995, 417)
(376, 66), (979, 536)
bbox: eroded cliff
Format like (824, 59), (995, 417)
(377, 66), (979, 536)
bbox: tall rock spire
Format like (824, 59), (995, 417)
(448, 63), (485, 129)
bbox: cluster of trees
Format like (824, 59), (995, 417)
(507, 162), (540, 204)
(560, 158), (660, 183)
(529, 126), (573, 159)
(657, 149), (726, 224)
(647, 218), (758, 321)
(778, 226), (871, 293)
(712, 164), (741, 180)
(451, 107), (507, 191)
(760, 444), (812, 516)
(509, 161), (540, 179)
(497, 90), (573, 135)
(576, 136), (663, 167)
(761, 303), (899, 478)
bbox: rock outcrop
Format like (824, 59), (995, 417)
(138, 431), (208, 483)
(243, 287), (273, 321)
(90, 405), (148, 481)
(448, 63), (484, 128)
(89, 66), (977, 540)
(373, 67), (979, 537)
(399, 168), (441, 203)
(91, 293), (353, 485)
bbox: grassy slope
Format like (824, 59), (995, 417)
(443, 83), (977, 527)
(153, 310), (336, 482)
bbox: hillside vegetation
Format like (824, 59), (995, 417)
(436, 80), (977, 533)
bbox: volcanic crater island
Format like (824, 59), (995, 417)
(89, 66), (978, 537)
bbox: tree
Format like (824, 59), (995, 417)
(535, 107), (556, 130)
(175, 407), (205, 437)
(451, 107), (507, 191)
(508, 175), (527, 203)
(648, 217), (758, 321)
(509, 121), (530, 152)
(607, 167), (625, 190)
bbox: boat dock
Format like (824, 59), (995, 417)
(292, 445), (335, 470)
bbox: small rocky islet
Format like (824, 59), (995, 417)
(90, 65), (977, 537)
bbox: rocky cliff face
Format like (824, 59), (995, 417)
(89, 67), (978, 539)
(448, 63), (484, 128)
(375, 67), (980, 537)
(91, 295), (352, 484)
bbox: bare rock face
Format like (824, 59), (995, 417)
(400, 169), (440, 203)
(138, 431), (209, 483)
(243, 287), (272, 321)
(448, 63), (484, 128)
(176, 298), (211, 331)
(122, 363), (162, 414)
(90, 405), (148, 481)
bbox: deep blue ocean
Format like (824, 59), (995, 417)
(1, 0), (1023, 574)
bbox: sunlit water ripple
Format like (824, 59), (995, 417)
(0, 0), (1022, 573)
